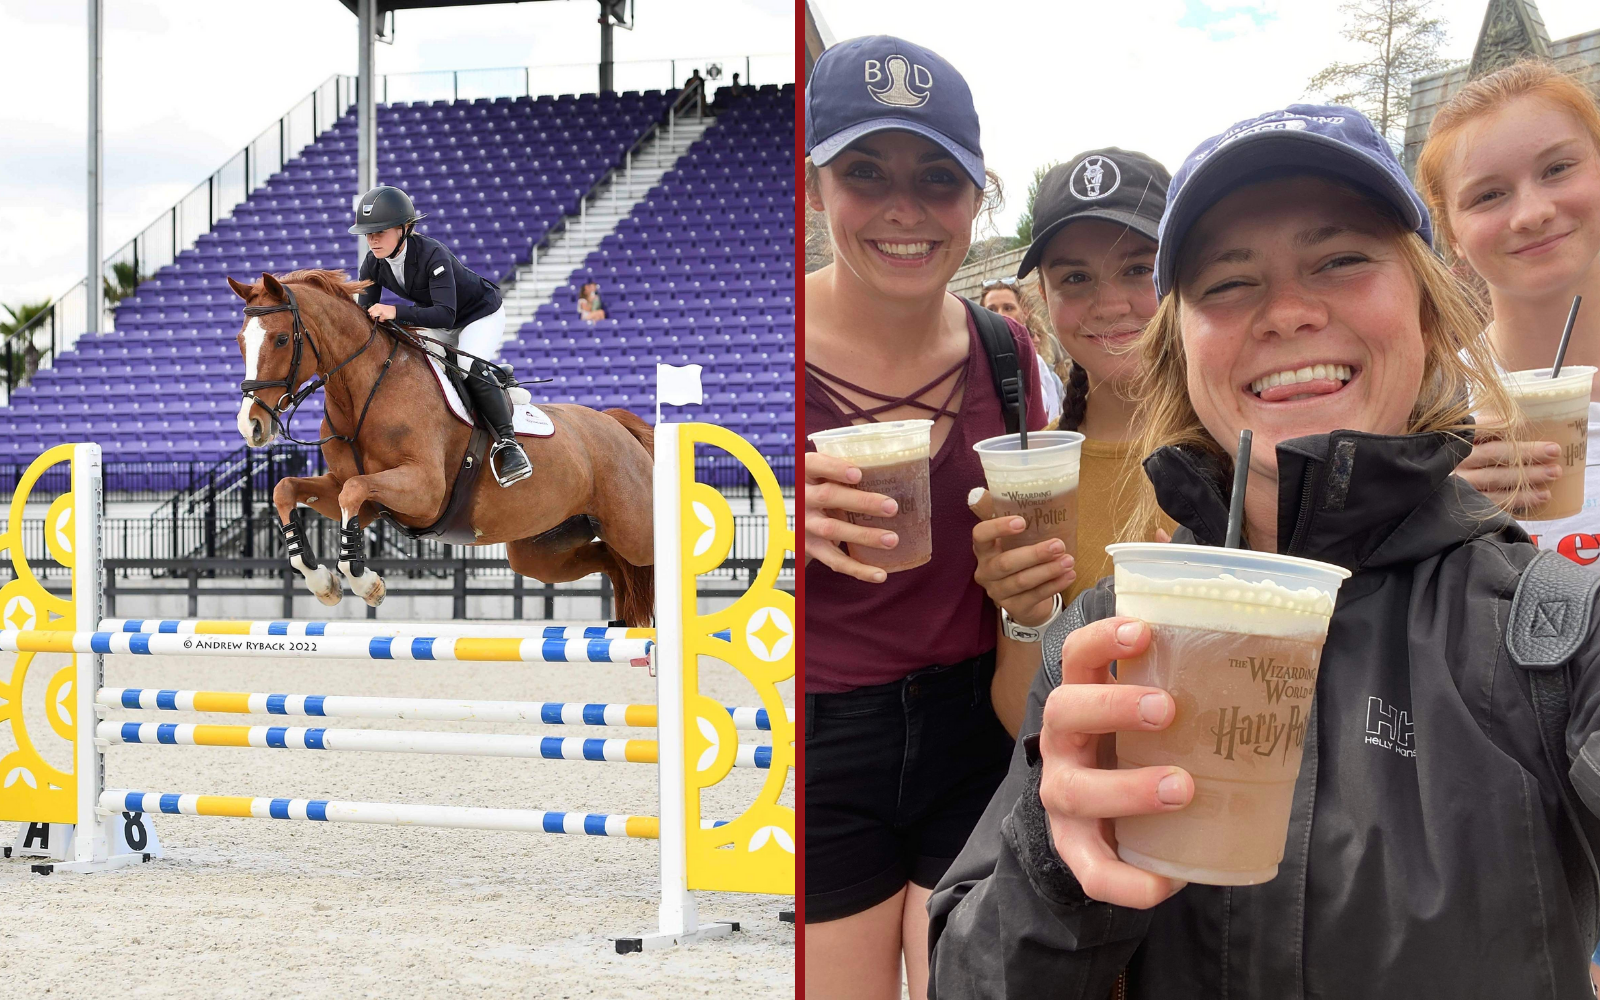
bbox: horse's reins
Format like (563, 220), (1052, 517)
(238, 287), (551, 464)
(240, 286), (388, 451)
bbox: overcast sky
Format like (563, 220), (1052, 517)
(0, 0), (792, 309)
(812, 0), (1598, 245)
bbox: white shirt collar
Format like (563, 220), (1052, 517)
(385, 237), (408, 282)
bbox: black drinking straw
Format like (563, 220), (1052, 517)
(1552, 295), (1583, 377)
(1017, 380), (1029, 451)
(1225, 429), (1252, 549)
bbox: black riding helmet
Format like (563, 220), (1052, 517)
(348, 185), (426, 235)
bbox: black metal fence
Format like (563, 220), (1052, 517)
(6, 511), (793, 621)
(0, 443), (794, 504)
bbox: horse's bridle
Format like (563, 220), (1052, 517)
(239, 285), (385, 448)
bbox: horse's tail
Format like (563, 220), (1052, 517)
(604, 407), (654, 458)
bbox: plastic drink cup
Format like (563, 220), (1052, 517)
(972, 431), (1085, 555)
(808, 419), (933, 573)
(1498, 366), (1596, 521)
(1106, 543), (1350, 885)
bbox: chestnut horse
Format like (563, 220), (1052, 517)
(226, 270), (656, 626)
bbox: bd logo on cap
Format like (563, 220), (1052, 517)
(1070, 155), (1121, 201)
(866, 55), (932, 108)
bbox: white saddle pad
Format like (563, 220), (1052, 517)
(426, 354), (555, 438)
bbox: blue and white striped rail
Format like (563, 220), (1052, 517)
(97, 618), (735, 643)
(100, 618), (655, 640)
(98, 688), (780, 731)
(98, 721), (774, 769)
(101, 790), (659, 838)
(0, 629), (651, 664)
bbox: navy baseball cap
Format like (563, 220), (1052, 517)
(805, 35), (985, 189)
(1154, 104), (1433, 297)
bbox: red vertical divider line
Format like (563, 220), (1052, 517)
(792, 1), (808, 989)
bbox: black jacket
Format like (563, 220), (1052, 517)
(356, 232), (501, 330)
(928, 429), (1600, 998)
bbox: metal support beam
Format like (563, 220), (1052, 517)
(87, 0), (103, 334)
(357, 0), (377, 198)
(599, 0), (614, 94)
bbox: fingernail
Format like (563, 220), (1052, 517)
(871, 570), (887, 583)
(881, 532), (898, 548)
(1047, 539), (1065, 555)
(845, 467), (861, 483)
(1116, 621), (1142, 646)
(1545, 444), (1562, 458)
(1538, 489), (1552, 501)
(881, 499), (898, 516)
(1138, 693), (1169, 726)
(1157, 772), (1187, 805)
(1059, 556), (1074, 569)
(1011, 518), (1026, 531)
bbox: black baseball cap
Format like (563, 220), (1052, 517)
(1155, 104), (1433, 297)
(1017, 148), (1171, 279)
(805, 35), (985, 189)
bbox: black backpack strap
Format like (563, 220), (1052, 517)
(1507, 550), (1600, 943)
(963, 297), (1022, 435)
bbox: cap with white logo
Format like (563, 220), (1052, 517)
(1154, 104), (1432, 297)
(805, 35), (984, 189)
(1018, 148), (1171, 279)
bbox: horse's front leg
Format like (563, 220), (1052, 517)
(335, 464), (447, 608)
(272, 473), (349, 606)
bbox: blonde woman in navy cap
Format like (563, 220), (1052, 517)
(803, 34), (1052, 1000)
(924, 105), (1600, 998)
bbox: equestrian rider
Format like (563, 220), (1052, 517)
(348, 185), (533, 487)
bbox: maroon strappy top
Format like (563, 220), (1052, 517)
(804, 303), (1046, 693)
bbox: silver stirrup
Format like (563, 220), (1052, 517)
(488, 440), (532, 487)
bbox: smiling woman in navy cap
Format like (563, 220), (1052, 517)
(924, 105), (1600, 997)
(803, 34), (1050, 1000)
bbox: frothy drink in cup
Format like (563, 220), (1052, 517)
(1498, 366), (1596, 522)
(808, 419), (934, 573)
(1106, 543), (1350, 885)
(973, 431), (1085, 556)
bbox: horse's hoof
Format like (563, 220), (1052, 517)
(360, 574), (386, 608)
(314, 586), (343, 607)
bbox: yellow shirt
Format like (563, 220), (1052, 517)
(1066, 438), (1177, 606)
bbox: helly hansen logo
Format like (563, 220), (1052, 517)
(433, 265), (445, 276)
(1365, 696), (1415, 758)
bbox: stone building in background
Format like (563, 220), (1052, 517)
(1404, 0), (1600, 177)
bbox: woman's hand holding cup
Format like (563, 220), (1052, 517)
(969, 487), (1075, 624)
(1454, 437), (1562, 514)
(804, 450), (899, 584)
(1038, 617), (1193, 909)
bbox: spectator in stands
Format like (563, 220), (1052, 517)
(577, 282), (606, 322)
(348, 184), (532, 488)
(979, 278), (1065, 426)
(685, 69), (707, 114)
(712, 73), (746, 116)
(804, 35), (1052, 1000)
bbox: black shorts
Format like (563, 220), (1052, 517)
(804, 652), (1014, 923)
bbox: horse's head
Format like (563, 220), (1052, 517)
(229, 272), (303, 448)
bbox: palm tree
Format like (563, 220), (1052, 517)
(104, 261), (143, 304)
(1, 300), (53, 388)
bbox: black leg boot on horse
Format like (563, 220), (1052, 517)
(466, 359), (533, 487)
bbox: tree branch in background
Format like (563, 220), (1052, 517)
(1306, 0), (1449, 147)
(1015, 161), (1059, 249)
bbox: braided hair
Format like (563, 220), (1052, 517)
(1059, 360), (1090, 432)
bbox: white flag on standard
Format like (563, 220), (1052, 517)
(655, 362), (704, 424)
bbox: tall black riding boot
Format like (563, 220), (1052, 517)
(466, 360), (532, 487)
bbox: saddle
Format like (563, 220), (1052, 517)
(377, 360), (508, 546)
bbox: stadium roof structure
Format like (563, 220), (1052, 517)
(334, 0), (635, 201)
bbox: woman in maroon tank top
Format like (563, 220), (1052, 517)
(803, 36), (1057, 1000)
